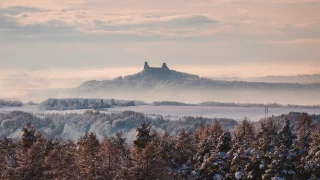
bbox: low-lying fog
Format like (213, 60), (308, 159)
(2, 105), (320, 121)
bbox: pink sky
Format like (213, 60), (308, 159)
(0, 0), (320, 100)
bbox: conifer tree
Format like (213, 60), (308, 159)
(15, 132), (47, 180)
(122, 130), (168, 180)
(21, 123), (37, 148)
(195, 121), (224, 170)
(232, 118), (256, 151)
(295, 113), (313, 154)
(157, 130), (177, 175)
(0, 137), (17, 179)
(44, 140), (77, 179)
(246, 119), (278, 179)
(197, 130), (232, 179)
(128, 142), (169, 179)
(99, 133), (128, 179)
(304, 130), (320, 178)
(294, 113), (313, 179)
(231, 131), (252, 179)
(229, 119), (255, 179)
(133, 122), (154, 149)
(263, 118), (296, 179)
(174, 129), (197, 178)
(76, 131), (101, 179)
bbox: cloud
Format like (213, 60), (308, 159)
(0, 0), (319, 82)
(265, 38), (320, 45)
(160, 15), (216, 26)
(0, 7), (217, 41)
(281, 24), (320, 39)
(0, 6), (44, 15)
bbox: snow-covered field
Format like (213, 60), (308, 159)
(1, 105), (320, 121)
(105, 105), (320, 121)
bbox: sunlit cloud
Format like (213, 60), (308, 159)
(265, 39), (320, 45)
(0, 0), (320, 101)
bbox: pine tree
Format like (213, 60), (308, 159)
(278, 117), (295, 149)
(124, 142), (169, 179)
(174, 129), (197, 179)
(99, 133), (128, 179)
(76, 131), (101, 179)
(304, 130), (320, 178)
(246, 119), (278, 179)
(294, 113), (313, 179)
(197, 130), (232, 179)
(15, 133), (47, 180)
(0, 137), (17, 179)
(195, 121), (224, 170)
(21, 123), (37, 148)
(230, 131), (252, 179)
(230, 119), (255, 178)
(232, 118), (256, 151)
(296, 113), (313, 148)
(133, 122), (154, 149)
(44, 140), (77, 179)
(263, 117), (296, 179)
(157, 130), (177, 176)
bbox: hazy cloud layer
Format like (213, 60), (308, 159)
(0, 0), (320, 101)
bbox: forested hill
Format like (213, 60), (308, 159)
(74, 63), (320, 104)
(0, 110), (237, 141)
(0, 99), (22, 107)
(0, 111), (319, 179)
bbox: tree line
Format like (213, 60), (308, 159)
(0, 113), (319, 179)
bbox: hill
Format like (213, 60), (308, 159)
(75, 62), (320, 105)
(123, 62), (199, 81)
(0, 99), (22, 108)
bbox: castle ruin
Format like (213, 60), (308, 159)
(143, 62), (169, 71)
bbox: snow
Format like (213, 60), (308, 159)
(235, 171), (244, 179)
(259, 164), (265, 169)
(213, 174), (223, 180)
(272, 177), (286, 180)
(2, 105), (320, 121)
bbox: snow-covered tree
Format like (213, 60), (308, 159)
(173, 129), (197, 178)
(76, 132), (102, 179)
(296, 113), (313, 147)
(133, 122), (154, 149)
(156, 130), (177, 176)
(230, 138), (252, 179)
(0, 137), (17, 179)
(195, 121), (224, 169)
(21, 123), (37, 148)
(197, 130), (232, 179)
(263, 117), (296, 179)
(99, 133), (128, 179)
(44, 140), (77, 179)
(229, 119), (255, 179)
(294, 113), (313, 179)
(232, 118), (256, 150)
(15, 133), (47, 180)
(122, 142), (169, 179)
(246, 119), (278, 179)
(303, 130), (320, 178)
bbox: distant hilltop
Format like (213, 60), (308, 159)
(76, 62), (320, 106)
(120, 61), (200, 81)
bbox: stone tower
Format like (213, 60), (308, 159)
(144, 61), (150, 70)
(162, 63), (169, 70)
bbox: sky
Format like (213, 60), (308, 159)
(0, 0), (320, 100)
